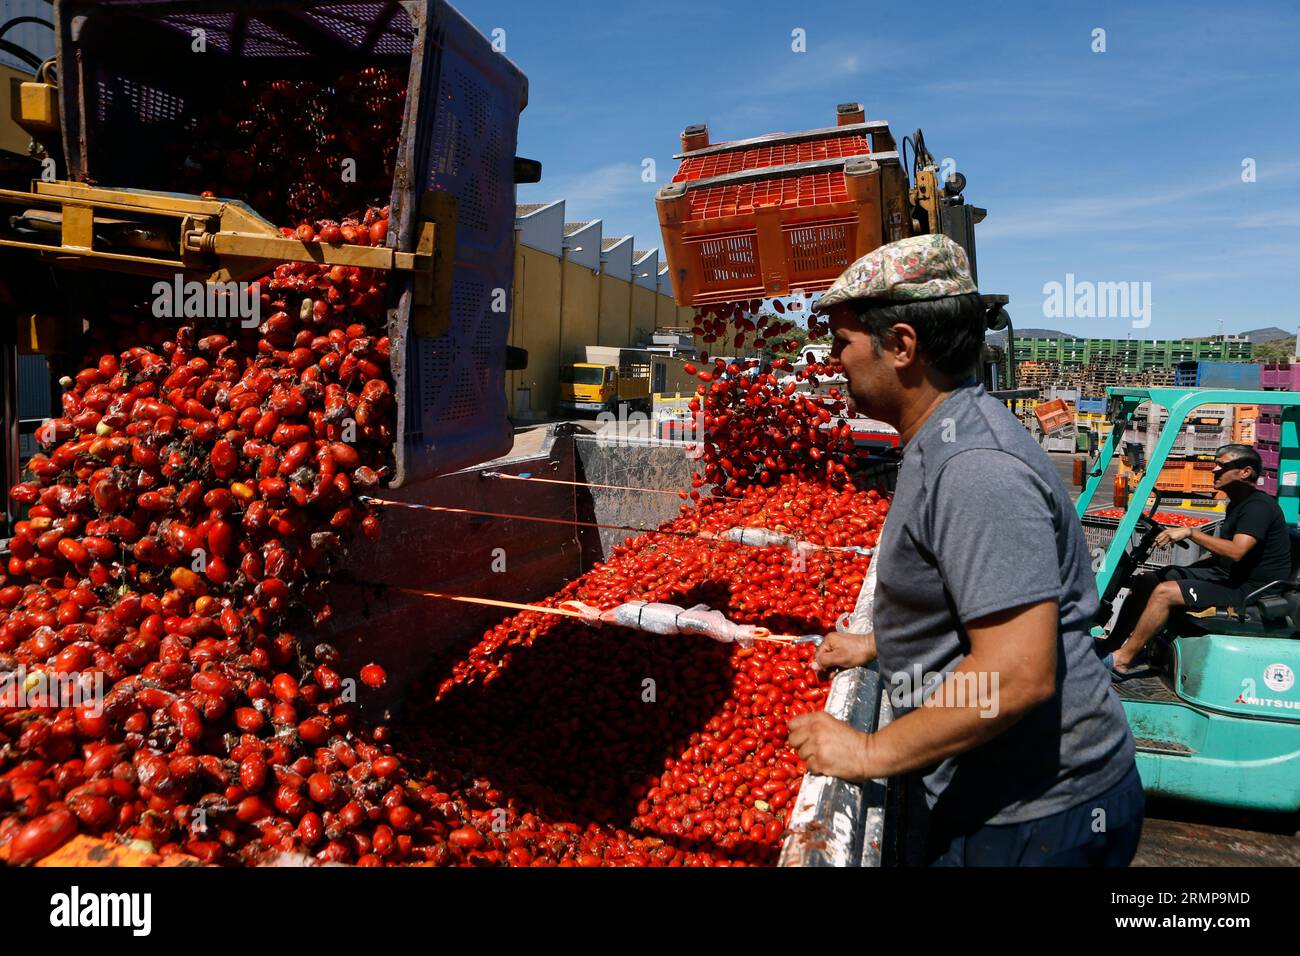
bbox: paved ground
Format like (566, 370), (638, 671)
(506, 422), (553, 459)
(1047, 450), (1121, 504)
(1133, 808), (1299, 866)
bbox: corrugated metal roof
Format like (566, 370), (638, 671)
(632, 249), (656, 262)
(601, 236), (630, 251)
(563, 220), (596, 236)
(516, 202), (558, 218)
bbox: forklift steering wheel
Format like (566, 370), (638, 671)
(1135, 512), (1190, 548)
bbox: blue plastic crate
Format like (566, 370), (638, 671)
(57, 0), (528, 486)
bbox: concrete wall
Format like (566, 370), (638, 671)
(516, 202), (565, 255)
(598, 273), (632, 347)
(633, 250), (659, 291)
(601, 238), (633, 281)
(508, 241), (563, 417)
(559, 258), (600, 365)
(563, 222), (602, 271)
(631, 285), (659, 345)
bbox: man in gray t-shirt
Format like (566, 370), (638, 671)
(786, 235), (1141, 866)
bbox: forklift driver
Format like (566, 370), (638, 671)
(1103, 444), (1291, 679)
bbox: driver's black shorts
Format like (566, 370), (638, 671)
(1156, 565), (1247, 611)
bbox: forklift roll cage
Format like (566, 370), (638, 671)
(1078, 386), (1300, 600)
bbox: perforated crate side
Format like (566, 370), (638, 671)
(59, 1), (421, 190)
(1082, 514), (1222, 570)
(399, 0), (525, 483)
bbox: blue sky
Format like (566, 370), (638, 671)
(458, 0), (1300, 339)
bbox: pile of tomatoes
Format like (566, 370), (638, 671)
(1, 461), (887, 866)
(1089, 509), (1211, 527)
(166, 68), (407, 226)
(390, 478), (887, 866)
(0, 209), (410, 865)
(0, 58), (896, 866)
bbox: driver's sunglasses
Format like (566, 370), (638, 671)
(1212, 457), (1253, 474)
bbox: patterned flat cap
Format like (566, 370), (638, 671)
(813, 234), (977, 312)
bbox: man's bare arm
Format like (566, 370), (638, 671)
(1189, 530), (1256, 562)
(789, 600), (1058, 781)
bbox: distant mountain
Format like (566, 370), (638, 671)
(1239, 327), (1294, 344)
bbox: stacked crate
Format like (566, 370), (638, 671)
(1074, 396), (1110, 440)
(1034, 396), (1077, 452)
(656, 104), (906, 305)
(1232, 404), (1259, 444)
(1256, 363), (1300, 496)
(1119, 401), (1242, 501)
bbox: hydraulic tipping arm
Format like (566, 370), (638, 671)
(0, 180), (441, 285)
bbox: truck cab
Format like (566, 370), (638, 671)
(559, 359), (653, 415)
(559, 363), (616, 413)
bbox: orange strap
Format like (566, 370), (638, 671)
(486, 471), (738, 500)
(363, 496), (700, 538)
(380, 586), (796, 643)
(388, 586), (585, 618)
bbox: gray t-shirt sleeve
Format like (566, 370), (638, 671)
(926, 448), (1064, 623)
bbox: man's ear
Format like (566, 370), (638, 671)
(890, 322), (919, 368)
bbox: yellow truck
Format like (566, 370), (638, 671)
(560, 346), (701, 416)
(559, 352), (652, 415)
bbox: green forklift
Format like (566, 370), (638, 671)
(1078, 387), (1300, 815)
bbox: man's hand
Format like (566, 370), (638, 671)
(787, 711), (873, 781)
(1155, 526), (1193, 548)
(813, 630), (876, 673)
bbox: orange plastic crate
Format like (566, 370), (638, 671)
(1035, 398), (1074, 434)
(1153, 460), (1219, 495)
(656, 104), (913, 306)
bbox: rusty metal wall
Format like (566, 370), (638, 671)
(321, 427), (707, 710)
(322, 425), (584, 712)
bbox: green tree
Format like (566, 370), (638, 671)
(1254, 338), (1296, 363)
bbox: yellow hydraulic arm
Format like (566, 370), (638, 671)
(0, 179), (446, 286)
